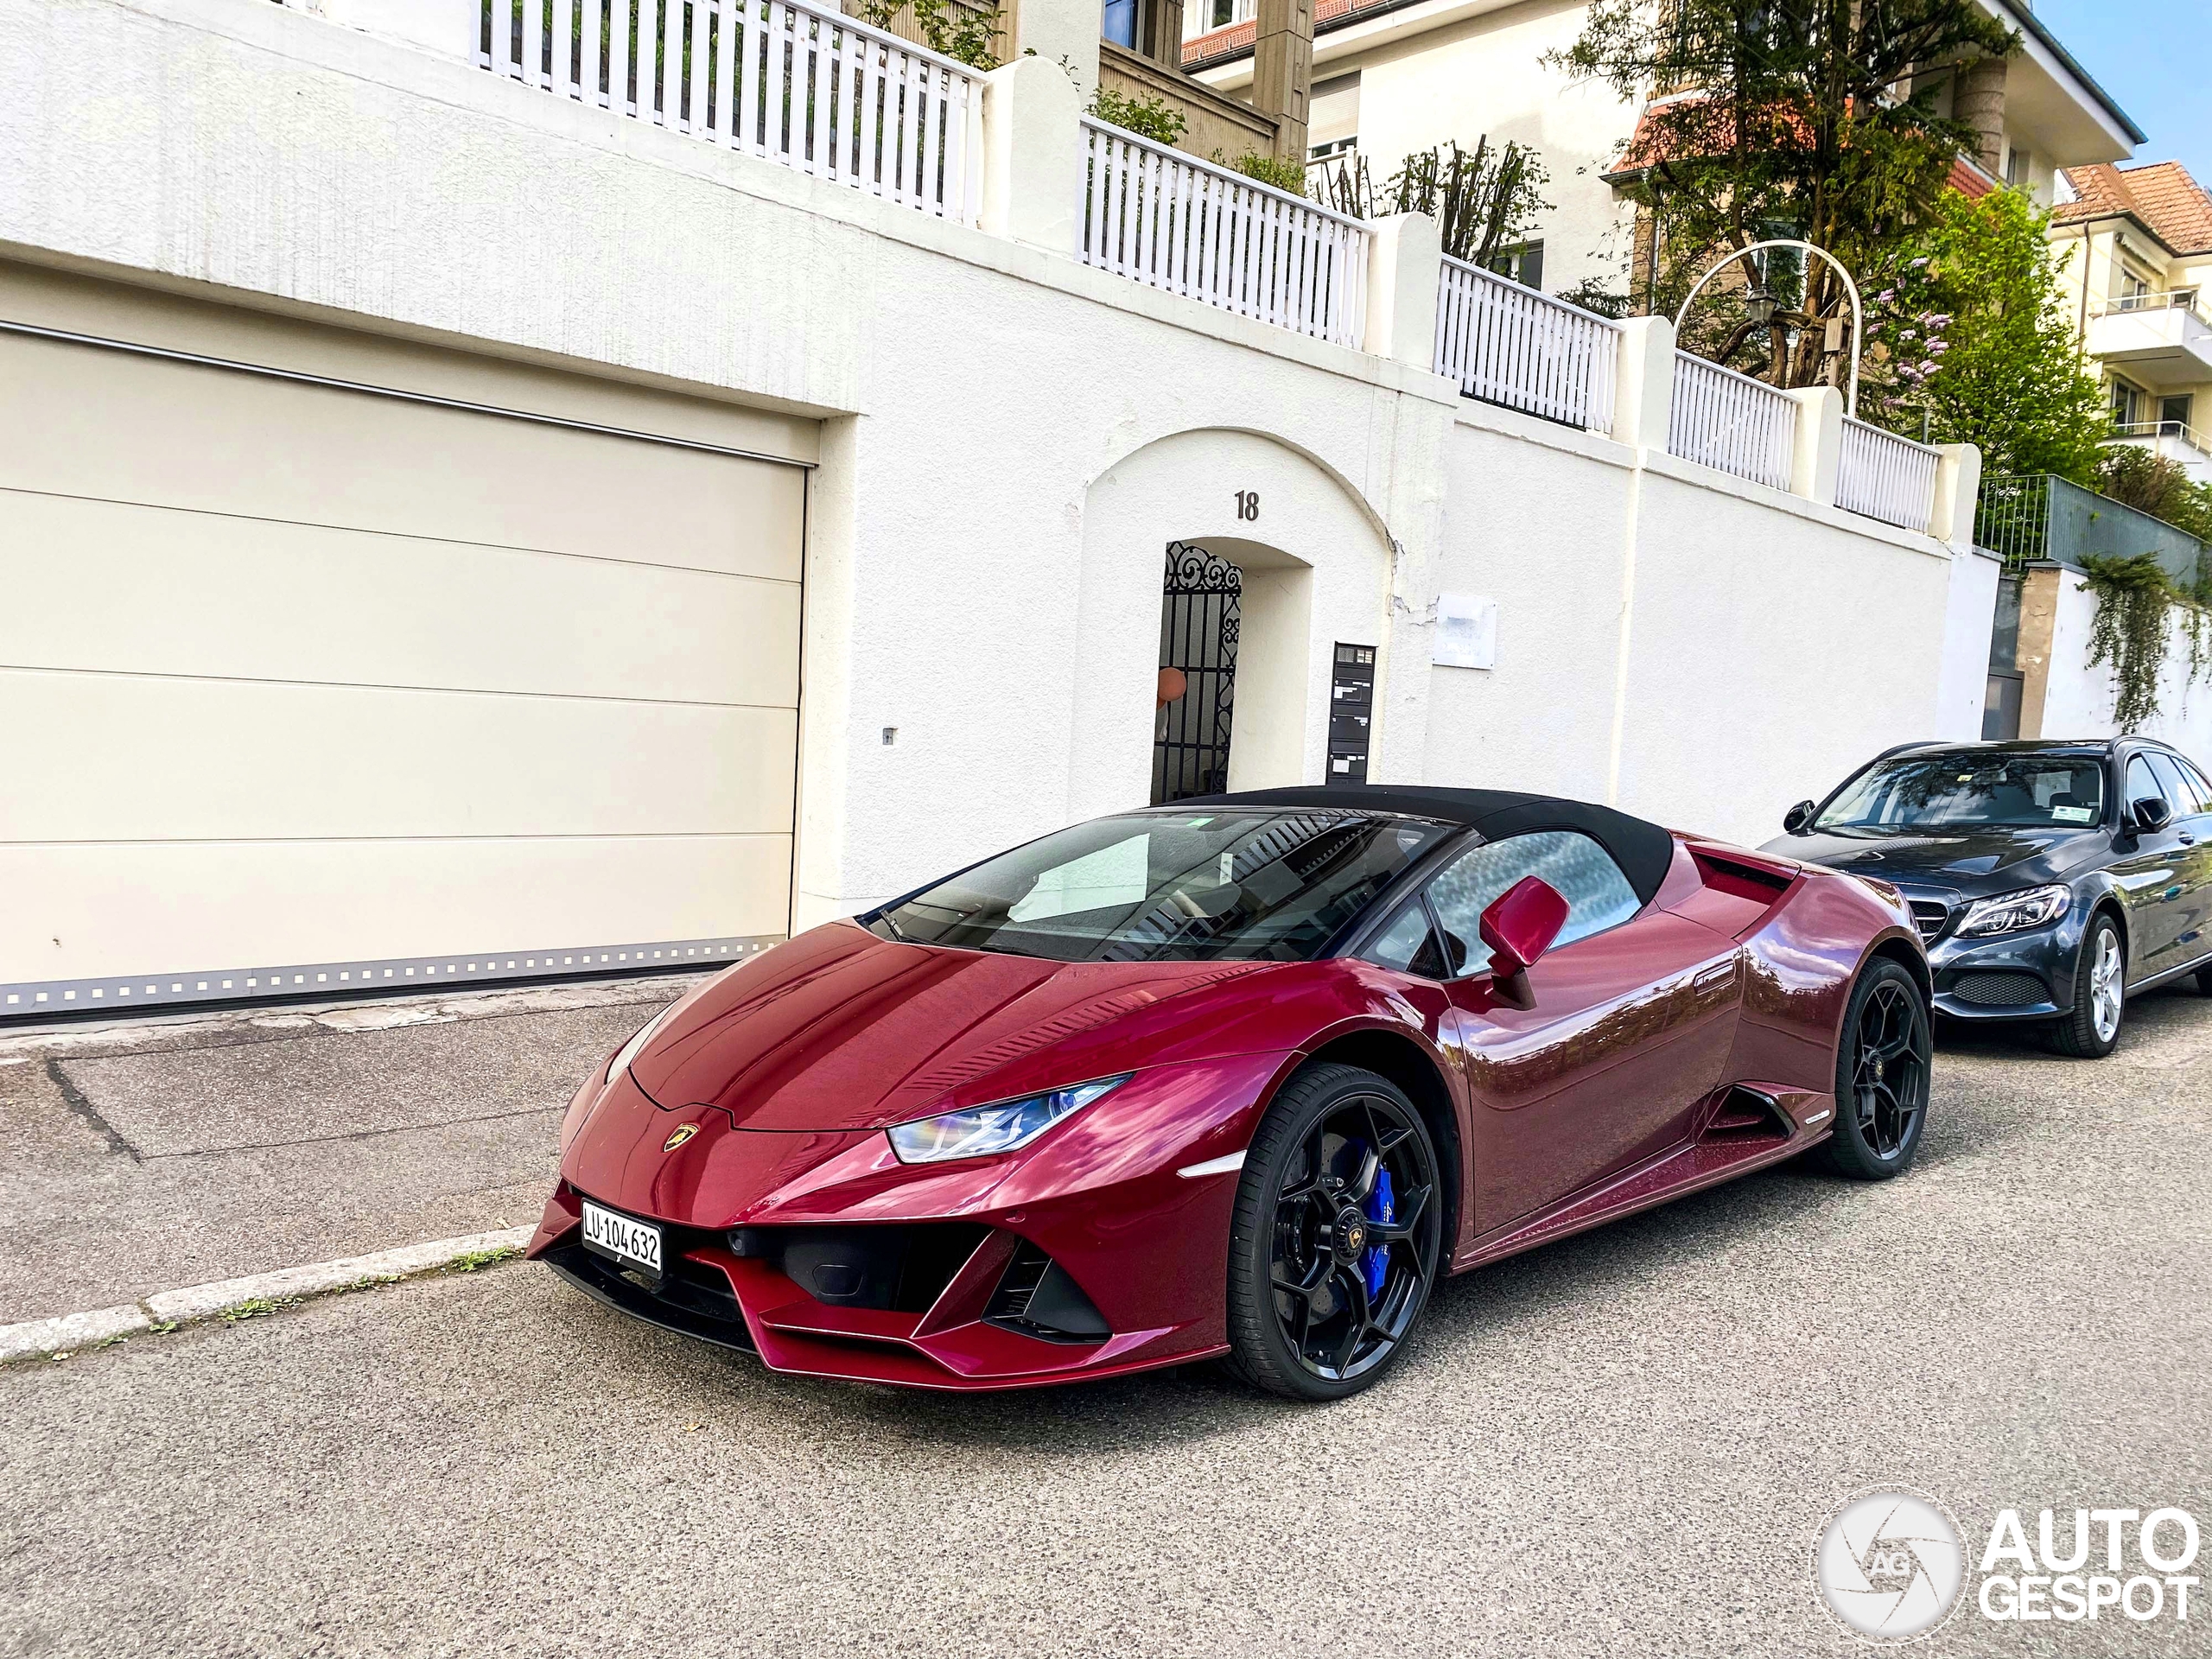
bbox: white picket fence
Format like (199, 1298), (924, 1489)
(1835, 416), (1939, 532)
(1433, 257), (1618, 434)
(481, 0), (986, 224)
(1667, 353), (1796, 491)
(1077, 119), (1370, 349)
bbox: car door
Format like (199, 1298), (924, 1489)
(2145, 752), (2212, 970)
(1407, 830), (1743, 1230)
(2110, 751), (2194, 982)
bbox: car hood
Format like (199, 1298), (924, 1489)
(626, 921), (1294, 1132)
(1764, 823), (2111, 893)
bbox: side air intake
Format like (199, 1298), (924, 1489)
(1704, 1086), (1793, 1141)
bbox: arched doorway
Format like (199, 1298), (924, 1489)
(1070, 430), (1395, 822)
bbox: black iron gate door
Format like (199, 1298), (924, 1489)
(1153, 542), (1242, 804)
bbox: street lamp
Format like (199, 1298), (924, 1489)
(1674, 238), (1863, 418)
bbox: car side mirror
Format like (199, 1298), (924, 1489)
(2131, 795), (2174, 834)
(1783, 799), (1817, 834)
(1479, 876), (1570, 982)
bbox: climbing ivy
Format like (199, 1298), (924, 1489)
(2079, 553), (2209, 731)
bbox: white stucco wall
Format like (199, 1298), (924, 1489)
(2038, 570), (2212, 763)
(3, 0), (1985, 941)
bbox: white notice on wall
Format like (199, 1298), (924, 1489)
(1433, 594), (1497, 670)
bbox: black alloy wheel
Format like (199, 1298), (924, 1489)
(1225, 1064), (1444, 1402)
(1823, 959), (1932, 1180)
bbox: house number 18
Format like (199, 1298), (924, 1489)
(1234, 490), (1261, 521)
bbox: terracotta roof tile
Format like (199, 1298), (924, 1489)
(2056, 162), (2212, 256)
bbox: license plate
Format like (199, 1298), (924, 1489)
(580, 1199), (664, 1277)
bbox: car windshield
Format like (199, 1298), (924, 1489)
(869, 809), (1448, 963)
(1815, 754), (2107, 830)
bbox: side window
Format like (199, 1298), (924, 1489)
(2184, 760), (2212, 815)
(1424, 830), (1643, 979)
(2145, 753), (2196, 815)
(1361, 901), (1449, 979)
(2126, 754), (2167, 812)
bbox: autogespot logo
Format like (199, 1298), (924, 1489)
(1815, 1489), (1968, 1642)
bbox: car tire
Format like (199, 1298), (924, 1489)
(1224, 1063), (1444, 1402)
(2195, 963), (2212, 996)
(2044, 913), (2126, 1058)
(1823, 958), (1932, 1181)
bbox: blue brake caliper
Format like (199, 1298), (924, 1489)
(1362, 1165), (1394, 1300)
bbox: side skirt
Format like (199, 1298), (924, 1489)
(1449, 1115), (1828, 1275)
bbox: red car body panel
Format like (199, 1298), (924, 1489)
(530, 830), (1921, 1391)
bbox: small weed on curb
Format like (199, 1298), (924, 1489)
(447, 1246), (523, 1274)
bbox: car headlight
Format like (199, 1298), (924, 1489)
(607, 1002), (677, 1084)
(1955, 884), (2072, 938)
(887, 1076), (1129, 1164)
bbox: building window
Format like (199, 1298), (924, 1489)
(1487, 241), (1546, 291)
(2161, 393), (2195, 437)
(2111, 376), (2146, 429)
(1103, 0), (1141, 49)
(2005, 145), (2026, 189)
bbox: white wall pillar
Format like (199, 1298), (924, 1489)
(1609, 316), (1676, 451)
(321, 0), (479, 60)
(1362, 213), (1441, 371)
(980, 55), (1084, 256)
(1785, 385), (1843, 504)
(1010, 0), (1102, 102)
(1929, 442), (1984, 546)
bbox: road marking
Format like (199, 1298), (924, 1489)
(0, 1224), (535, 1364)
(1177, 1149), (1246, 1179)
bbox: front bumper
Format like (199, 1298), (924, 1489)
(529, 1051), (1293, 1390)
(1921, 912), (2080, 1024)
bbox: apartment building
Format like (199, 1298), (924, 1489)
(1182, 0), (2139, 303)
(2055, 161), (2212, 483)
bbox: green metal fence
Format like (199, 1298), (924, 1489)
(1975, 473), (2203, 587)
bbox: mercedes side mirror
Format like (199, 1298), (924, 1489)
(1783, 799), (1817, 834)
(1479, 876), (1570, 982)
(2131, 796), (2174, 834)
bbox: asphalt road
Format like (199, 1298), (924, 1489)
(5, 987), (2210, 1657)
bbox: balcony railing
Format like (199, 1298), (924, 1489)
(1667, 353), (1796, 491)
(1835, 417), (1940, 532)
(1433, 257), (1619, 434)
(480, 0), (986, 224)
(2100, 288), (2211, 327)
(2112, 418), (2212, 457)
(1077, 118), (1370, 349)
(1976, 473), (2205, 584)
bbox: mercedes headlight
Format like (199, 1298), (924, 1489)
(607, 1002), (678, 1084)
(1955, 884), (2071, 938)
(887, 1076), (1129, 1164)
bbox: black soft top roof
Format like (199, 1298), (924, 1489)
(1171, 785), (1681, 905)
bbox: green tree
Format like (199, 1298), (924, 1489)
(1554, 0), (2014, 385)
(1858, 188), (2110, 480)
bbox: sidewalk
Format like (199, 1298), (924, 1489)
(0, 976), (702, 1325)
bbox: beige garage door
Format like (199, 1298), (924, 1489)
(0, 300), (807, 1016)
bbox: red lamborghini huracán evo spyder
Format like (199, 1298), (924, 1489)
(529, 786), (1929, 1401)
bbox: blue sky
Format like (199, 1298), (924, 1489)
(2037, 0), (2209, 179)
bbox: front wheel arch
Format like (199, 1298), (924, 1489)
(1296, 1028), (1463, 1265)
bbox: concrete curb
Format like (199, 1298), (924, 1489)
(0, 1225), (535, 1363)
